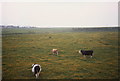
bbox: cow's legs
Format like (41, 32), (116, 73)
(90, 55), (92, 58)
(83, 55), (86, 57)
(56, 51), (58, 55)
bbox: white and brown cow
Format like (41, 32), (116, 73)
(52, 49), (58, 55)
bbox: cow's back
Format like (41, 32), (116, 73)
(81, 50), (93, 55)
(34, 66), (40, 74)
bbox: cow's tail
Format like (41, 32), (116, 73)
(92, 53), (94, 56)
(91, 53), (94, 58)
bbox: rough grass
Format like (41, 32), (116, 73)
(2, 30), (119, 79)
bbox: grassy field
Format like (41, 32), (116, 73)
(2, 28), (119, 79)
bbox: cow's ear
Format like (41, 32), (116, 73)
(32, 64), (34, 67)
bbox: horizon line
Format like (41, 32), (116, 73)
(0, 25), (119, 28)
(0, 25), (119, 27)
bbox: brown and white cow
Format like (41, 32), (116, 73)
(52, 49), (58, 55)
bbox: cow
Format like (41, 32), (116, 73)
(79, 50), (94, 58)
(32, 63), (42, 79)
(52, 49), (58, 55)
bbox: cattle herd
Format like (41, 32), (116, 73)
(32, 48), (94, 78)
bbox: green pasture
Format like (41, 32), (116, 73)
(2, 28), (119, 79)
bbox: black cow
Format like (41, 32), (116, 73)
(79, 50), (94, 58)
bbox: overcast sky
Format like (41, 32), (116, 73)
(1, 1), (118, 27)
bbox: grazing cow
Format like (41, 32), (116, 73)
(32, 63), (42, 78)
(79, 50), (93, 58)
(52, 49), (58, 55)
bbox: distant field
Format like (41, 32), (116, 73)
(2, 28), (73, 35)
(2, 28), (119, 79)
